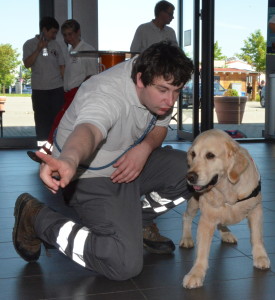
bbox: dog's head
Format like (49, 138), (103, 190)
(187, 129), (249, 193)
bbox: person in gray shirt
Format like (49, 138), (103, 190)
(13, 42), (194, 281)
(130, 1), (178, 53)
(23, 16), (65, 143)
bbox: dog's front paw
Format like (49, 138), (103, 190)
(220, 232), (238, 244)
(179, 237), (194, 248)
(183, 273), (204, 289)
(254, 255), (271, 270)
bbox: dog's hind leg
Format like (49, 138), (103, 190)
(180, 197), (199, 248)
(218, 224), (238, 244)
(248, 204), (270, 269)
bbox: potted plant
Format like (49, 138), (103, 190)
(0, 95), (7, 111)
(214, 89), (247, 124)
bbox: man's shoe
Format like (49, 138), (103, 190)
(27, 142), (53, 164)
(27, 151), (42, 164)
(13, 193), (44, 262)
(143, 223), (175, 254)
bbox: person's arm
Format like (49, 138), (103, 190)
(130, 26), (142, 53)
(36, 123), (103, 192)
(59, 123), (102, 166)
(60, 64), (65, 79)
(169, 28), (178, 47)
(137, 125), (167, 155)
(23, 36), (47, 68)
(111, 125), (167, 183)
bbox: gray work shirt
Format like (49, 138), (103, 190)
(23, 36), (64, 90)
(64, 40), (98, 91)
(130, 21), (178, 53)
(52, 58), (171, 179)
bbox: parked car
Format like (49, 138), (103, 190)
(260, 86), (265, 108)
(182, 81), (226, 107)
(22, 86), (32, 94)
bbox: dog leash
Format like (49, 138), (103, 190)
(53, 115), (157, 170)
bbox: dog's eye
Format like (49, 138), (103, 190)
(191, 151), (196, 159)
(206, 152), (215, 159)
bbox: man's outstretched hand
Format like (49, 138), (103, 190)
(35, 151), (77, 194)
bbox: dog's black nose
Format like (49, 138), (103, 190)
(187, 172), (198, 184)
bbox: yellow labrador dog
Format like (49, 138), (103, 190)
(180, 129), (270, 289)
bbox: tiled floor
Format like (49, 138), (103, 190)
(1, 142), (275, 300)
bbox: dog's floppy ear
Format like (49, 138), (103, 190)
(226, 140), (249, 184)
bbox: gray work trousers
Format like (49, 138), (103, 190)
(34, 146), (192, 281)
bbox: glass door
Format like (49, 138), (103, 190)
(177, 0), (200, 141)
(0, 0), (39, 148)
(213, 0), (267, 139)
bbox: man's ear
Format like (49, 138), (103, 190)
(136, 72), (145, 88)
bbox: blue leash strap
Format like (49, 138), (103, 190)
(53, 115), (157, 171)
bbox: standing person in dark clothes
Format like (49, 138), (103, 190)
(23, 16), (65, 145)
(246, 82), (253, 101)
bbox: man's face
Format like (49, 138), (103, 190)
(160, 7), (174, 25)
(42, 27), (58, 41)
(136, 73), (183, 116)
(62, 28), (81, 48)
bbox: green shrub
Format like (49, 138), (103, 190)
(224, 89), (239, 97)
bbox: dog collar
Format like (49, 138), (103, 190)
(237, 181), (261, 202)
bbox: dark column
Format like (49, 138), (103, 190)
(192, 0), (201, 137)
(200, 0), (215, 132)
(39, 0), (54, 19)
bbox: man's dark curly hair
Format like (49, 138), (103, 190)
(131, 41), (194, 87)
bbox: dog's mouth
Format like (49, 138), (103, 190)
(189, 174), (219, 193)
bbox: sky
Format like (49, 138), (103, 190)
(0, 0), (269, 61)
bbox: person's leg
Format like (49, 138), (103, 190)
(48, 87), (65, 136)
(137, 146), (192, 253)
(34, 177), (143, 280)
(28, 87), (78, 164)
(28, 88), (65, 163)
(140, 146), (192, 225)
(32, 90), (52, 141)
(47, 87), (78, 144)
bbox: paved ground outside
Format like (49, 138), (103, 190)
(166, 100), (265, 140)
(0, 96), (265, 141)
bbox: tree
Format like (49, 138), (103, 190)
(0, 44), (20, 93)
(21, 65), (32, 86)
(214, 41), (226, 60)
(236, 29), (266, 73)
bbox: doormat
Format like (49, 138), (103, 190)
(224, 130), (247, 139)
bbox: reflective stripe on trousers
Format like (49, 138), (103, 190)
(56, 220), (89, 267)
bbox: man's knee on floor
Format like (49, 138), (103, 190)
(90, 234), (143, 281)
(105, 258), (143, 281)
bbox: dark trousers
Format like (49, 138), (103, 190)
(32, 87), (64, 141)
(47, 87), (79, 144)
(34, 147), (192, 280)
